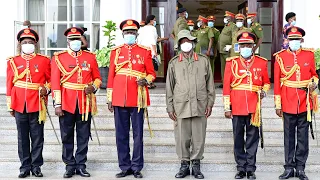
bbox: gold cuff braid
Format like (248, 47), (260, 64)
(107, 89), (113, 102)
(6, 96), (12, 111)
(274, 95), (281, 110)
(223, 96), (231, 111)
(53, 90), (61, 105)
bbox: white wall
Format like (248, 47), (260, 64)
(0, 0), (21, 77)
(283, 0), (320, 49)
(100, 0), (142, 47)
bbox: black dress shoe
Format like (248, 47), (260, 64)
(133, 171), (143, 178)
(235, 171), (246, 179)
(63, 170), (75, 178)
(32, 168), (43, 177)
(279, 169), (295, 179)
(247, 171), (256, 179)
(115, 170), (133, 178)
(296, 170), (308, 180)
(191, 160), (204, 179)
(76, 169), (90, 177)
(18, 171), (30, 178)
(175, 160), (190, 178)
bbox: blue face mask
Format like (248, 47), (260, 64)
(123, 34), (136, 45)
(289, 40), (301, 51)
(69, 40), (81, 52)
(291, 20), (296, 26)
(240, 47), (253, 58)
(208, 22), (214, 27)
(153, 21), (157, 26)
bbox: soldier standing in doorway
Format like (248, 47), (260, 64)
(207, 15), (220, 74)
(194, 15), (214, 57)
(6, 28), (51, 178)
(171, 7), (189, 52)
(246, 13), (264, 54)
(274, 27), (318, 180)
(51, 27), (102, 178)
(107, 19), (156, 179)
(223, 32), (270, 180)
(218, 11), (237, 88)
(166, 29), (215, 179)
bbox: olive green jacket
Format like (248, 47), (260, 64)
(218, 22), (237, 54)
(171, 17), (189, 48)
(195, 26), (214, 53)
(166, 52), (216, 119)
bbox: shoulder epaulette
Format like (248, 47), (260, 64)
(54, 50), (67, 56)
(137, 44), (151, 50)
(83, 50), (96, 55)
(169, 54), (180, 63)
(273, 49), (286, 56)
(37, 53), (50, 59)
(6, 55), (19, 61)
(255, 55), (268, 61)
(302, 48), (315, 52)
(111, 44), (124, 51)
(226, 56), (239, 62)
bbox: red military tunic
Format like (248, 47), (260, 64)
(6, 53), (51, 113)
(274, 48), (319, 115)
(51, 50), (102, 115)
(107, 44), (156, 107)
(223, 55), (270, 126)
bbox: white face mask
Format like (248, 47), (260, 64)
(21, 44), (35, 54)
(247, 19), (252, 25)
(197, 21), (202, 27)
(236, 22), (243, 28)
(180, 42), (193, 52)
(223, 18), (229, 24)
(189, 26), (194, 31)
(69, 40), (81, 52)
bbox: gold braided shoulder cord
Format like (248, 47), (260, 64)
(231, 59), (251, 87)
(9, 58), (30, 83)
(276, 55), (299, 82)
(54, 55), (80, 84)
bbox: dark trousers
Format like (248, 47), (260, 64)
(15, 110), (44, 172)
(283, 112), (309, 171)
(232, 115), (259, 172)
(59, 105), (91, 171)
(114, 106), (144, 171)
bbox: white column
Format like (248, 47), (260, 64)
(0, 0), (19, 77)
(100, 0), (142, 47)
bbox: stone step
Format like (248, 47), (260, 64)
(1, 170), (319, 180)
(0, 151), (320, 173)
(1, 136), (320, 155)
(1, 123), (320, 139)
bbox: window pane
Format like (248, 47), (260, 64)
(28, 0), (45, 21)
(32, 25), (45, 48)
(92, 24), (100, 51)
(151, 7), (164, 37)
(47, 24), (68, 48)
(69, 24), (90, 48)
(93, 0), (100, 21)
(259, 8), (272, 24)
(70, 0), (90, 21)
(47, 0), (68, 21)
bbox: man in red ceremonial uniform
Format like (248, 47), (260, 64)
(223, 32), (270, 180)
(274, 27), (318, 180)
(51, 27), (101, 178)
(6, 28), (51, 178)
(107, 19), (156, 179)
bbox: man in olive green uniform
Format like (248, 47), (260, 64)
(187, 20), (197, 37)
(218, 11), (237, 88)
(207, 15), (220, 74)
(247, 13), (264, 54)
(166, 30), (215, 179)
(171, 7), (189, 51)
(194, 15), (214, 57)
(230, 13), (252, 57)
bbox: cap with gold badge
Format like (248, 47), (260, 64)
(207, 15), (216, 21)
(64, 27), (84, 39)
(197, 15), (208, 23)
(120, 19), (140, 31)
(247, 12), (257, 18)
(187, 20), (195, 26)
(235, 13), (246, 20)
(224, 11), (235, 18)
(17, 28), (39, 42)
(285, 26), (305, 39)
(237, 32), (257, 44)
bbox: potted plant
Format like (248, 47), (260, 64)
(315, 48), (320, 89)
(96, 20), (117, 89)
